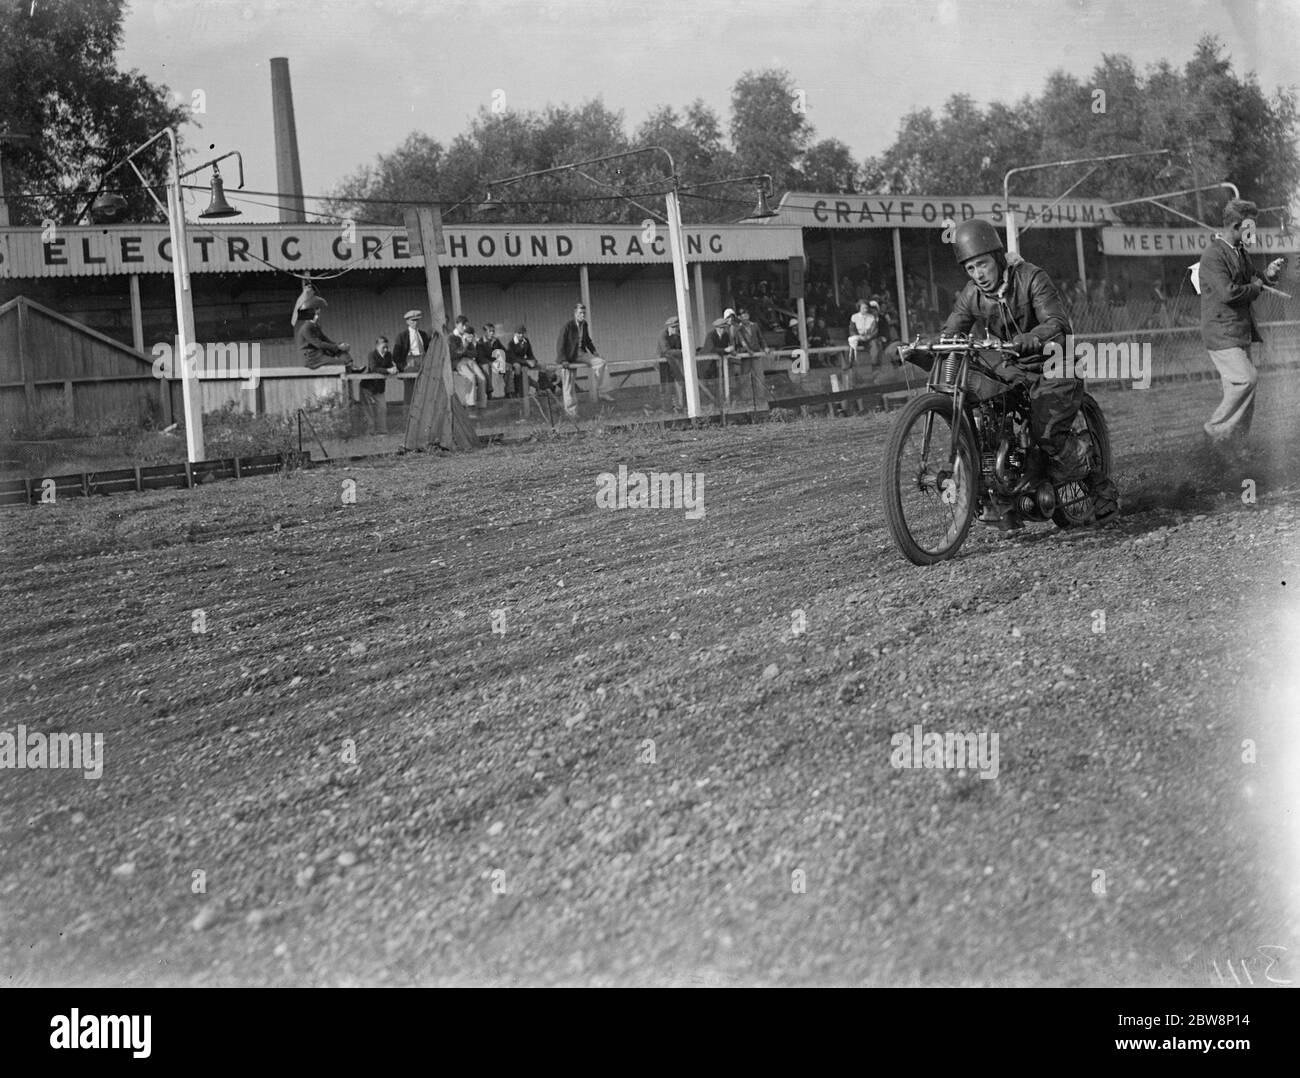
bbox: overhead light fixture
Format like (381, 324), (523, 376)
(475, 189), (505, 216)
(744, 182), (777, 220)
(89, 190), (129, 223)
(198, 163), (239, 218)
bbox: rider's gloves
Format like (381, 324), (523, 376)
(1011, 332), (1039, 356)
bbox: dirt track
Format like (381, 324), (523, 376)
(2, 372), (1298, 986)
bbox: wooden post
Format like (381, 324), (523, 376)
(892, 227), (910, 342)
(404, 205), (475, 451)
(449, 266), (463, 322)
(129, 274), (144, 352)
(692, 262), (706, 344)
(829, 232), (840, 308)
(579, 265), (596, 403)
(17, 297), (35, 426)
(1075, 227), (1088, 292)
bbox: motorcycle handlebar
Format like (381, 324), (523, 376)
(899, 336), (1016, 355)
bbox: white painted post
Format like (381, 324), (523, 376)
(166, 155), (204, 462)
(665, 190), (699, 418)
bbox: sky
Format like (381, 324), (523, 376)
(116, 0), (1298, 222)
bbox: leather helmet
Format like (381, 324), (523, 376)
(953, 218), (1004, 264)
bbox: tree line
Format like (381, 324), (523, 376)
(1, 1), (1295, 233)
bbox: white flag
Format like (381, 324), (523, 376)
(1188, 262), (1201, 295)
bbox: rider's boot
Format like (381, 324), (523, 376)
(1046, 434), (1091, 483)
(1086, 468), (1120, 522)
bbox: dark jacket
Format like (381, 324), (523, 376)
(505, 336), (538, 367)
(392, 326), (431, 371)
(296, 317), (348, 369)
(734, 321), (766, 352)
(698, 325), (736, 356)
(359, 348), (393, 394)
(941, 259), (1071, 355)
(476, 337), (504, 365)
(657, 326), (682, 357)
(1198, 237), (1268, 350)
(557, 320), (597, 365)
(448, 332), (474, 367)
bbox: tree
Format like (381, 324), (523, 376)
(800, 139), (860, 193)
(0, 0), (190, 225)
(729, 69), (813, 194)
(632, 100), (738, 223)
(867, 37), (1298, 227)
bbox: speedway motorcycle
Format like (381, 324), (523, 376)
(880, 335), (1112, 565)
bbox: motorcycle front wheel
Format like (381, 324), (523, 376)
(881, 393), (978, 565)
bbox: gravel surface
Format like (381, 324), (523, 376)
(2, 372), (1298, 986)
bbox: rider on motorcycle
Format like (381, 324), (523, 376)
(937, 218), (1119, 522)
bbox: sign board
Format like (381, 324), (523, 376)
(0, 222), (807, 278)
(766, 192), (1117, 229)
(1100, 226), (1300, 256)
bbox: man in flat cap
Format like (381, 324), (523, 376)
(393, 309), (430, 406)
(658, 314), (686, 408)
(295, 294), (351, 370)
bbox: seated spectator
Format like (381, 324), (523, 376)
(295, 295), (351, 369)
(452, 324), (487, 408)
(555, 301), (614, 416)
(477, 322), (506, 399)
(848, 298), (881, 370)
(784, 317), (802, 348)
(504, 324), (538, 397)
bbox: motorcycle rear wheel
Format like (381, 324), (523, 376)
(882, 393), (978, 564)
(1053, 393), (1113, 528)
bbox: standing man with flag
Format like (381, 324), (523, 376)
(1197, 199), (1287, 460)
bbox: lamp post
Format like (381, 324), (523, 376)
(1002, 149), (1172, 255)
(1106, 181), (1239, 228)
(90, 131), (244, 463)
(479, 148), (773, 420)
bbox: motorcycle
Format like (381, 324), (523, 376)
(880, 334), (1112, 565)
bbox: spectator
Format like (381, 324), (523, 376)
(295, 295), (351, 369)
(872, 295), (895, 345)
(504, 324), (538, 397)
(697, 308), (739, 384)
(355, 336), (396, 435)
(477, 322), (506, 399)
(658, 314), (687, 408)
(451, 322), (487, 408)
(556, 301), (614, 415)
(783, 316), (802, 348)
(392, 309), (429, 406)
(848, 298), (882, 377)
(1197, 198), (1287, 458)
(733, 306), (771, 403)
(753, 280), (777, 329)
